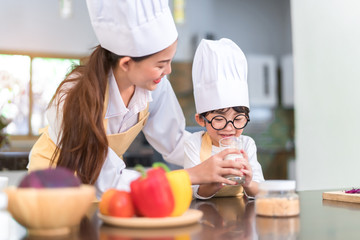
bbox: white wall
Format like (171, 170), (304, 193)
(292, 0), (360, 190)
(0, 0), (291, 61)
(175, 0), (292, 61)
(0, 0), (97, 56)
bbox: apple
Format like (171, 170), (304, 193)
(19, 167), (81, 188)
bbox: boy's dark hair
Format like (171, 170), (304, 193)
(200, 106), (250, 118)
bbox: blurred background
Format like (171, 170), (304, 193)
(1, 0), (359, 190)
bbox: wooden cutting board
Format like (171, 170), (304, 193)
(322, 191), (360, 203)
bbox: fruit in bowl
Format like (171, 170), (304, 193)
(18, 167), (81, 188)
(98, 163), (193, 220)
(5, 167), (95, 236)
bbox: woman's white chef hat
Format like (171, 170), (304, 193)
(192, 38), (249, 114)
(86, 0), (178, 57)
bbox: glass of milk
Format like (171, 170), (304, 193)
(219, 136), (245, 184)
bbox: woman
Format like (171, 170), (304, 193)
(28, 0), (244, 198)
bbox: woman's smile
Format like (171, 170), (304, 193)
(153, 78), (161, 84)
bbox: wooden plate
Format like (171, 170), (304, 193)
(98, 209), (203, 228)
(322, 191), (360, 204)
(100, 222), (202, 238)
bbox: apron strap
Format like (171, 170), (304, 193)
(28, 126), (57, 171)
(103, 82), (110, 131)
(200, 132), (212, 162)
(103, 82), (150, 159)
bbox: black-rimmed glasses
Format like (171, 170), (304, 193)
(202, 114), (250, 130)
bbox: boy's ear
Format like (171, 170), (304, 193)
(118, 57), (132, 72)
(195, 114), (205, 127)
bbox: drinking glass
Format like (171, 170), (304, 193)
(219, 136), (245, 184)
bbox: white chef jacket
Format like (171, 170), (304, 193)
(184, 131), (264, 199)
(44, 70), (190, 199)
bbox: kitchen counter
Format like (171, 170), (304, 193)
(0, 152), (29, 170)
(2, 190), (360, 240)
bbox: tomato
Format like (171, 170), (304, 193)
(99, 188), (117, 216)
(108, 190), (135, 218)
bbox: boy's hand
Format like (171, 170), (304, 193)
(236, 149), (259, 197)
(187, 148), (244, 185)
(236, 149), (253, 187)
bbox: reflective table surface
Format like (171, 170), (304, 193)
(2, 190), (360, 240)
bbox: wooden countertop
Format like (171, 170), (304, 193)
(3, 190), (360, 239)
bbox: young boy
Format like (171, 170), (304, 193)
(184, 38), (265, 199)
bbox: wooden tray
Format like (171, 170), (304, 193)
(98, 209), (203, 228)
(322, 191), (360, 204)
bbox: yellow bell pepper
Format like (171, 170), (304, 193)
(152, 163), (193, 217)
(166, 169), (192, 216)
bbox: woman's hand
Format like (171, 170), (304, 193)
(186, 148), (244, 185)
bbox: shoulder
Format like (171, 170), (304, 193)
(241, 135), (257, 149)
(184, 131), (205, 168)
(152, 76), (172, 95)
(148, 76), (177, 111)
(241, 135), (255, 144)
(185, 131), (205, 147)
(50, 79), (78, 106)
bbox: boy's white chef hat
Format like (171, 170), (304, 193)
(192, 38), (249, 114)
(86, 0), (178, 57)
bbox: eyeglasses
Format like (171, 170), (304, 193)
(202, 114), (250, 130)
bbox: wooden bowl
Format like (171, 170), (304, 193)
(5, 184), (95, 236)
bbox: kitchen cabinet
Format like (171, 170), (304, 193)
(0, 152), (29, 170)
(247, 54), (278, 108)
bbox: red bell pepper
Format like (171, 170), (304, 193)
(130, 164), (175, 218)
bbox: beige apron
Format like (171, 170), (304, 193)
(200, 132), (244, 197)
(28, 85), (149, 171)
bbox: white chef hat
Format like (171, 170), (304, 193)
(192, 38), (249, 114)
(86, 0), (178, 57)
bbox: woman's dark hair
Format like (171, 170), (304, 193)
(49, 45), (153, 184)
